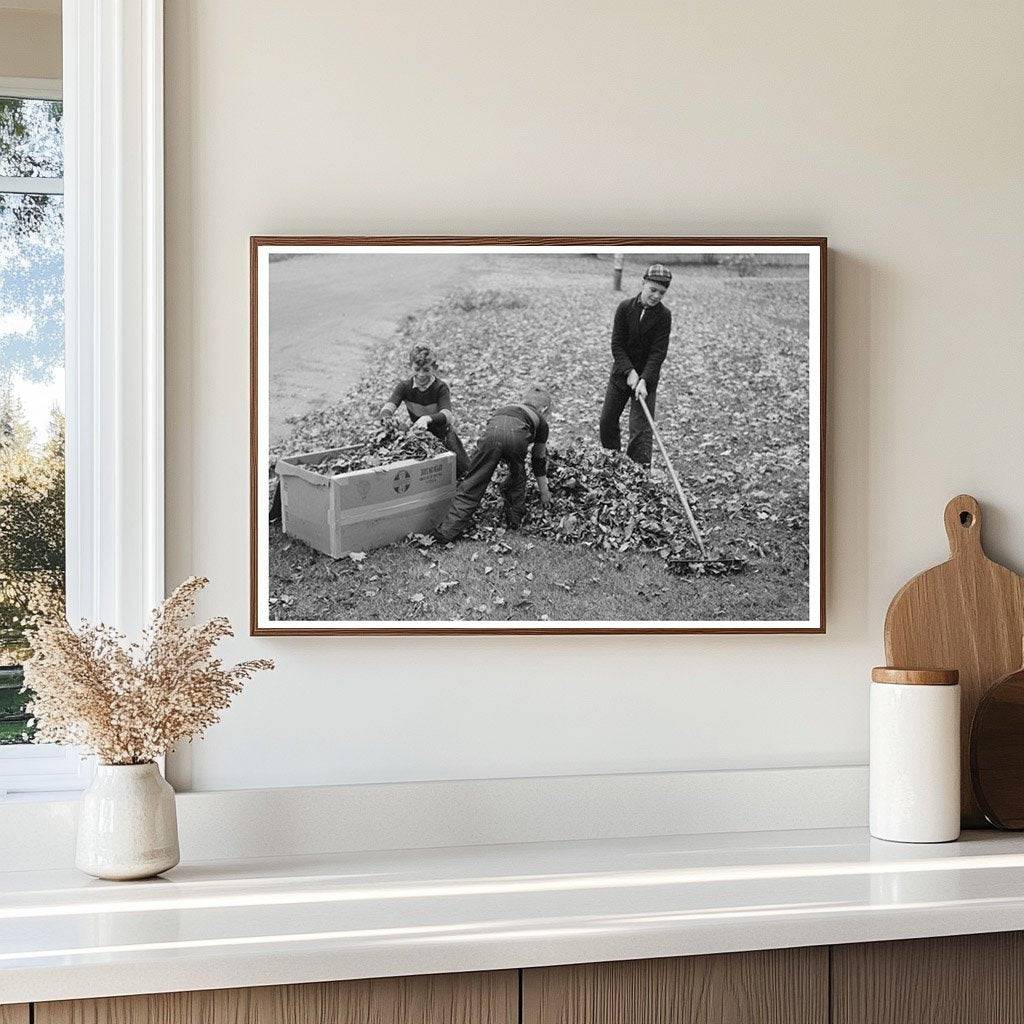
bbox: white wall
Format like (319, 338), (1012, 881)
(164, 0), (1024, 792)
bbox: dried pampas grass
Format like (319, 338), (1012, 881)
(23, 576), (274, 765)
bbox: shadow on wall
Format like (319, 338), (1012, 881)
(827, 250), (872, 637)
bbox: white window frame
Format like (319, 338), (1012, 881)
(0, 1), (165, 799)
(0, 77), (61, 101)
(0, 76), (64, 193)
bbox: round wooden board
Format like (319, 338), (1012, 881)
(970, 664), (1024, 829)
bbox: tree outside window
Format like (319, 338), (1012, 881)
(0, 94), (65, 744)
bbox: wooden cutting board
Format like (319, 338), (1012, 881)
(884, 494), (1024, 826)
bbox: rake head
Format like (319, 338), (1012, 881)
(667, 555), (748, 576)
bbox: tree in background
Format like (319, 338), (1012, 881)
(0, 392), (65, 641)
(0, 97), (64, 386)
(0, 393), (65, 742)
(0, 94), (65, 743)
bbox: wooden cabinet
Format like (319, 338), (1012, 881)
(34, 971), (517, 1024)
(522, 947), (828, 1024)
(832, 932), (1024, 1024)
(25, 932), (1024, 1024)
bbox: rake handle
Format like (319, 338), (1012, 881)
(635, 392), (710, 560)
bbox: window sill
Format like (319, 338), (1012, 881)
(0, 744), (94, 799)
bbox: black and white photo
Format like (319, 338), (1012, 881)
(251, 238), (825, 634)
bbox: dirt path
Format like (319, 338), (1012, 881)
(268, 252), (483, 446)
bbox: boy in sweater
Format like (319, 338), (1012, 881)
(380, 344), (469, 477)
(598, 263), (673, 467)
(434, 387), (552, 541)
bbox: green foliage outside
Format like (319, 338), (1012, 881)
(0, 394), (65, 743)
(1, 97), (64, 385)
(0, 94), (65, 743)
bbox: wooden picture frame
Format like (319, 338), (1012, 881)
(251, 236), (827, 635)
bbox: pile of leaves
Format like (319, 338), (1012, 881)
(545, 439), (702, 558)
(286, 418), (743, 572)
(300, 422), (446, 476)
(460, 437), (743, 573)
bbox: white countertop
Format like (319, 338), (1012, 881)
(4, 826), (1024, 1004)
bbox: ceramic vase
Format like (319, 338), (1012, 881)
(76, 762), (180, 880)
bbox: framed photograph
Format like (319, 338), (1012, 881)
(251, 237), (826, 635)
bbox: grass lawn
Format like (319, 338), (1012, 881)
(269, 522), (808, 624)
(0, 677), (31, 744)
(0, 720), (29, 744)
(268, 254), (812, 624)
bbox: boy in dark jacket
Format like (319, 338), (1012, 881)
(380, 343), (470, 477)
(435, 387), (552, 541)
(598, 263), (673, 467)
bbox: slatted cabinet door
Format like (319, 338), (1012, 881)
(522, 948), (828, 1024)
(35, 971), (518, 1024)
(0, 1006), (29, 1024)
(832, 933), (1024, 1024)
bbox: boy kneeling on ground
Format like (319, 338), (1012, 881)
(380, 343), (470, 478)
(434, 387), (553, 542)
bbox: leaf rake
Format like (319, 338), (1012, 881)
(635, 393), (745, 573)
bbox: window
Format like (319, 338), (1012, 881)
(0, 80), (83, 796)
(0, 5), (166, 798)
(0, 89), (66, 736)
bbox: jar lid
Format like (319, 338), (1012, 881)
(871, 666), (959, 686)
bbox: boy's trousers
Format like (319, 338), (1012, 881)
(598, 373), (657, 467)
(436, 415), (530, 540)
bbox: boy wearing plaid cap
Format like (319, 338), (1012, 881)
(598, 263), (673, 467)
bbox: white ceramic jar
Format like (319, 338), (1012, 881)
(869, 667), (961, 843)
(76, 762), (180, 880)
